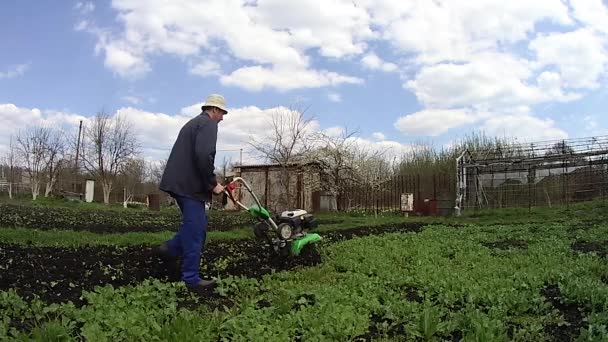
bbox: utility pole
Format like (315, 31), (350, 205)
(75, 120), (83, 170)
(240, 148), (243, 165)
(73, 120), (83, 193)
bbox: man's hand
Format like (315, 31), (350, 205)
(213, 183), (225, 195)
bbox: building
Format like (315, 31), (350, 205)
(229, 162), (329, 213)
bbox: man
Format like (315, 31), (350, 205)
(156, 94), (227, 295)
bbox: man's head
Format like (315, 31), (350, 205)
(201, 94), (228, 123)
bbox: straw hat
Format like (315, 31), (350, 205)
(202, 94), (228, 113)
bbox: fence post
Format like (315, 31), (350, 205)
(528, 166), (532, 213)
(417, 174), (421, 204)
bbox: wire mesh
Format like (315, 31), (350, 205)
(457, 135), (608, 211)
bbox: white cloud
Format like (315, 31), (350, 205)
(316, 126), (414, 161)
(529, 28), (608, 89)
(220, 66), (363, 92)
(79, 0), (365, 86)
(481, 114), (568, 142)
(348, 136), (416, 162)
(328, 93), (342, 102)
(189, 60), (221, 77)
(68, 0), (608, 144)
(115, 107), (192, 153)
(74, 20), (88, 31)
(0, 64), (29, 79)
(584, 115), (599, 132)
(75, 2), (95, 15)
(250, 0), (374, 58)
(570, 0), (608, 34)
(373, 0), (572, 64)
(122, 96), (141, 105)
(94, 38), (150, 79)
(372, 132), (386, 141)
(0, 104), (86, 155)
(361, 52), (397, 72)
(395, 108), (487, 136)
(75, 0), (607, 111)
(406, 52), (547, 110)
(322, 126), (345, 138)
(536, 71), (582, 101)
(182, 103), (324, 160)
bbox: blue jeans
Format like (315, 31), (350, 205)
(164, 194), (207, 285)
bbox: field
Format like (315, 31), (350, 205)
(2, 199), (608, 341)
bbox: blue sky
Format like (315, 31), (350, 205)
(1, 0), (608, 165)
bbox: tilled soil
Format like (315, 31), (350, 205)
(0, 222), (425, 305)
(482, 239), (529, 250)
(571, 240), (608, 258)
(541, 284), (586, 341)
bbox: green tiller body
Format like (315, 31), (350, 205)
(224, 177), (322, 256)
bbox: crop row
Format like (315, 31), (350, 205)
(0, 203), (255, 233)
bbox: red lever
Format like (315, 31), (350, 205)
(225, 181), (238, 192)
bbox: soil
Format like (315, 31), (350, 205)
(321, 222), (425, 242)
(395, 284), (423, 303)
(0, 222), (424, 306)
(352, 312), (407, 341)
(482, 239), (528, 250)
(292, 293), (316, 311)
(541, 284), (585, 342)
(316, 219), (346, 225)
(0, 240), (319, 306)
(571, 240), (608, 258)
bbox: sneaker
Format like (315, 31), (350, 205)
(186, 279), (217, 296)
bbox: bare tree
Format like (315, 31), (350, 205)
(120, 157), (147, 206)
(82, 111), (139, 204)
(43, 129), (66, 197)
(148, 157), (167, 186)
(216, 156), (233, 180)
(249, 105), (315, 209)
(15, 126), (52, 200)
(312, 129), (390, 210)
(2, 136), (19, 199)
(308, 127), (361, 209)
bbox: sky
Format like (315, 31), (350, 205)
(1, 0), (608, 166)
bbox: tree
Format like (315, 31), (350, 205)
(120, 157), (147, 206)
(308, 127), (361, 209)
(82, 111), (139, 204)
(15, 126), (51, 200)
(546, 141), (574, 155)
(43, 129), (66, 197)
(249, 105), (315, 209)
(1, 136), (19, 199)
(148, 157), (167, 186)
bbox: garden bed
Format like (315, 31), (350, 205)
(0, 222), (424, 305)
(3, 204), (608, 341)
(0, 203), (254, 232)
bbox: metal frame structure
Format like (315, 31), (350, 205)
(455, 135), (608, 214)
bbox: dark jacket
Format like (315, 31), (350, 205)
(159, 111), (218, 202)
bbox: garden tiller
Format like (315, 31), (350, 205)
(224, 177), (322, 257)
